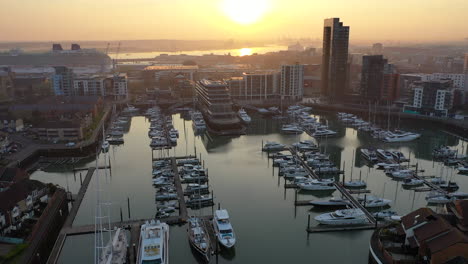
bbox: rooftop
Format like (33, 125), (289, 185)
(144, 65), (199, 71)
(0, 179), (46, 214)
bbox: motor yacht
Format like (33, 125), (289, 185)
(137, 220), (169, 264)
(213, 209), (236, 248)
(360, 149), (378, 163)
(262, 142), (286, 152)
(315, 209), (369, 225)
(238, 109), (251, 123)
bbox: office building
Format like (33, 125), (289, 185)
(107, 73), (128, 99)
(73, 75), (105, 96)
(52, 66), (74, 96)
(429, 73), (466, 91)
(360, 55), (386, 100)
(281, 64), (304, 100)
(405, 80), (454, 116)
(321, 18), (350, 100)
(303, 64), (321, 96)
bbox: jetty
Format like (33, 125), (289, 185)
(286, 147), (377, 231)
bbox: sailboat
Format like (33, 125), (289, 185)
(95, 144), (128, 264)
(187, 217), (211, 262)
(187, 166), (211, 262)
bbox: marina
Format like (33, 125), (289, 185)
(30, 110), (468, 264)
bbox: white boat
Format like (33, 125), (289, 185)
(390, 169), (415, 179)
(292, 140), (318, 152)
(309, 198), (351, 208)
(360, 149), (378, 163)
(426, 192), (454, 204)
(376, 149), (394, 161)
(433, 146), (457, 158)
(344, 180), (367, 188)
(262, 142), (286, 152)
(298, 181), (336, 191)
(373, 211), (398, 220)
(375, 163), (400, 170)
(213, 209), (236, 248)
(238, 109), (251, 123)
(457, 166), (468, 175)
(187, 217), (211, 262)
(390, 151), (409, 162)
(102, 140), (110, 152)
(315, 209), (369, 225)
(383, 131), (421, 142)
(136, 220), (169, 264)
(359, 196), (392, 208)
(281, 124), (303, 134)
(312, 129), (337, 137)
(98, 228), (128, 264)
(401, 178), (424, 187)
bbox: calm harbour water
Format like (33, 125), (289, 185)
(31, 111), (468, 264)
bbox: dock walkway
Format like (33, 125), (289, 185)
(171, 157), (188, 220)
(289, 148), (377, 226)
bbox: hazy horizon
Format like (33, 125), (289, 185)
(1, 0), (468, 43)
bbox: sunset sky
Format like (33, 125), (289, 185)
(1, 0), (468, 43)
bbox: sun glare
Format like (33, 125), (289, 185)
(222, 0), (269, 25)
(239, 48), (252, 56)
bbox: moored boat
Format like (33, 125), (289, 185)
(213, 209), (236, 248)
(136, 220), (170, 264)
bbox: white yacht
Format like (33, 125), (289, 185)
(98, 228), (128, 264)
(315, 209), (369, 225)
(238, 109), (251, 123)
(281, 124), (303, 134)
(359, 196), (392, 208)
(383, 131), (421, 142)
(311, 129), (337, 137)
(457, 165), (468, 174)
(360, 149), (378, 163)
(401, 178), (424, 187)
(262, 142), (286, 152)
(292, 140), (318, 152)
(213, 209), (236, 248)
(298, 181), (336, 191)
(376, 149), (394, 161)
(344, 180), (367, 188)
(137, 220), (170, 264)
(309, 198), (351, 208)
(426, 192), (455, 204)
(390, 169), (415, 179)
(390, 151), (409, 162)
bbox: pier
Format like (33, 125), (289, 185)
(288, 148), (377, 227)
(171, 157), (188, 220)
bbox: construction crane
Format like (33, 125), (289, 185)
(112, 42), (121, 71)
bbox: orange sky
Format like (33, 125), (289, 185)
(1, 0), (467, 43)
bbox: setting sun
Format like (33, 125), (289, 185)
(221, 0), (269, 25)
